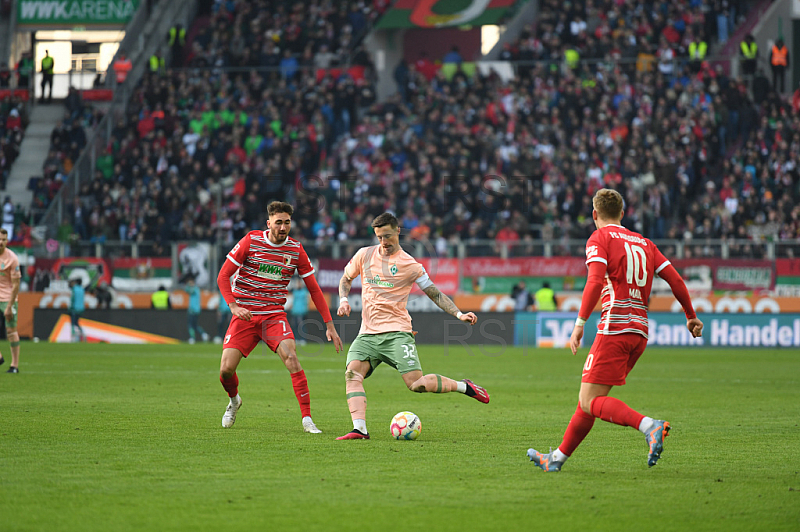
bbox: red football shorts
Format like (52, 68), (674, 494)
(223, 312), (295, 356)
(581, 333), (648, 386)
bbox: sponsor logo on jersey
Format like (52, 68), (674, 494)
(257, 263), (284, 280)
(366, 275), (394, 288)
(608, 231), (648, 245)
(586, 245), (598, 258)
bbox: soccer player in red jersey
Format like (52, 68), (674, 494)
(216, 201), (343, 432)
(527, 189), (704, 471)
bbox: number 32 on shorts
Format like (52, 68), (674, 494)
(402, 344), (417, 366)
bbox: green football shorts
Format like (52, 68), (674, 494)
(0, 301), (18, 328)
(346, 331), (422, 377)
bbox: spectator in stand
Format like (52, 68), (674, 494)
(0, 62), (10, 88)
(65, 87), (83, 120)
(2, 197), (14, 239)
(443, 46), (463, 64)
(113, 53), (133, 85)
(0, 101), (26, 191)
(16, 52), (33, 89)
(793, 83), (800, 114)
(93, 280), (112, 309)
(511, 281), (534, 311)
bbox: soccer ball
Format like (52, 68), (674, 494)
(390, 411), (422, 440)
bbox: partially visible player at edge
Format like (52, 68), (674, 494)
(0, 229), (21, 373)
(216, 201), (343, 432)
(336, 213), (489, 440)
(527, 189), (703, 471)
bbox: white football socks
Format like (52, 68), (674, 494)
(230, 394), (240, 406)
(638, 416), (655, 434)
(353, 419), (367, 434)
(553, 448), (569, 463)
(456, 381), (467, 393)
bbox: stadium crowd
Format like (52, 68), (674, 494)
(0, 97), (26, 192)
(23, 0), (800, 261)
(499, 0), (751, 66)
(31, 89), (105, 229)
(184, 0), (389, 70)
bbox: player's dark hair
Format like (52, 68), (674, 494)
(593, 189), (624, 220)
(0, 228), (7, 236)
(267, 201), (294, 217)
(371, 213), (398, 229)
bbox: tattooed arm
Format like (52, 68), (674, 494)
(339, 274), (353, 299)
(337, 274), (353, 317)
(422, 284), (477, 324)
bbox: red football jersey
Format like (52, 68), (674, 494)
(225, 230), (315, 314)
(585, 224), (670, 338)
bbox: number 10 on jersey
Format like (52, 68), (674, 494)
(624, 243), (647, 287)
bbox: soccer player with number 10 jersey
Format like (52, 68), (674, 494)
(216, 201), (343, 432)
(528, 189), (704, 472)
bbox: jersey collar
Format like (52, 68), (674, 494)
(263, 230), (288, 247)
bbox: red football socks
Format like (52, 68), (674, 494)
(220, 372), (239, 398)
(559, 403), (596, 456)
(590, 396), (645, 429)
(291, 370), (311, 418)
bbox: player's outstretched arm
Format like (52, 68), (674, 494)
(337, 274), (353, 317)
(422, 285), (477, 324)
(658, 264), (703, 337)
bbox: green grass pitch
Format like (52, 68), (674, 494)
(0, 342), (798, 531)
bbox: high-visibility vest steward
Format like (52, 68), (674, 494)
(41, 56), (54, 74)
(741, 41), (757, 59)
(689, 41), (708, 60)
(772, 45), (788, 66)
(169, 26), (186, 46)
(535, 287), (557, 311)
(151, 290), (170, 309)
(149, 55), (165, 72)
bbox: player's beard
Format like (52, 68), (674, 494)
(272, 229), (288, 243)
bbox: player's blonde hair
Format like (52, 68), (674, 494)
(593, 189), (624, 221)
